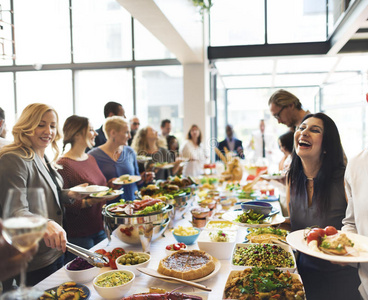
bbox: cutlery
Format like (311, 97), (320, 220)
(137, 267), (212, 291)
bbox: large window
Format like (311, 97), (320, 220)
(16, 70), (74, 124)
(14, 0), (71, 65)
(74, 69), (134, 129)
(72, 0), (132, 62)
(135, 66), (183, 140)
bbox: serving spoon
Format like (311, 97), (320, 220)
(137, 267), (212, 291)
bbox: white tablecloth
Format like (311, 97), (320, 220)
(35, 199), (283, 300)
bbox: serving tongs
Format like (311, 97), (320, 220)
(66, 242), (109, 268)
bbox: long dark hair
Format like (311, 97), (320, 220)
(187, 124), (202, 145)
(287, 113), (345, 215)
(279, 131), (294, 154)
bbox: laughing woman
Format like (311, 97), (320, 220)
(286, 113), (360, 300)
(57, 115), (109, 262)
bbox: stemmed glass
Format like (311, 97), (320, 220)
(1, 188), (48, 300)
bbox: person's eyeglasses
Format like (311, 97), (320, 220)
(274, 106), (286, 120)
(133, 122), (140, 126)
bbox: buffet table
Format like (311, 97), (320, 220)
(35, 193), (283, 299)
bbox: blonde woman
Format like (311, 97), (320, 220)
(0, 103), (84, 287)
(131, 126), (181, 180)
(58, 115), (110, 262)
(89, 116), (152, 201)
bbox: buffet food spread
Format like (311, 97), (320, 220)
(36, 172), (322, 300)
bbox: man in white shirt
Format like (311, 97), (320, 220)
(342, 148), (368, 299)
(0, 107), (11, 149)
(248, 119), (277, 162)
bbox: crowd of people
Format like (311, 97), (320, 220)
(0, 89), (368, 300)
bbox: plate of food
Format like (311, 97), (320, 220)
(38, 282), (90, 299)
(157, 250), (221, 283)
(90, 188), (124, 199)
(261, 173), (285, 180)
(254, 195), (280, 202)
(245, 226), (289, 243)
(106, 198), (169, 216)
(286, 227), (368, 263)
(231, 243), (296, 272)
(112, 175), (141, 185)
(136, 155), (151, 162)
(122, 289), (208, 300)
(70, 185), (109, 194)
(222, 209), (285, 228)
(222, 267), (305, 300)
(154, 162), (174, 169)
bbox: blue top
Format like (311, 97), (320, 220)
(88, 146), (139, 201)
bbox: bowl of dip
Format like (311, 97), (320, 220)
(93, 270), (135, 300)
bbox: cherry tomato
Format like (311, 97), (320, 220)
(95, 249), (106, 255)
(312, 228), (326, 238)
(166, 245), (172, 250)
(173, 244), (181, 251)
(112, 247), (125, 258)
(325, 226), (338, 236)
(104, 251), (112, 267)
(307, 230), (322, 245)
(247, 175), (256, 181)
(109, 259), (117, 269)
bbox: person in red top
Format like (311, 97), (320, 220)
(58, 115), (110, 263)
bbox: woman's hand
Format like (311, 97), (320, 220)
(43, 220), (67, 253)
(107, 178), (123, 189)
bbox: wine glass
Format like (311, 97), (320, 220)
(1, 188), (48, 300)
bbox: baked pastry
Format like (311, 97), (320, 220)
(158, 250), (215, 280)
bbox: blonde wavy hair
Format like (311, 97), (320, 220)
(0, 103), (62, 162)
(131, 126), (158, 155)
(103, 116), (128, 139)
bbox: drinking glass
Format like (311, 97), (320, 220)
(1, 188), (48, 300)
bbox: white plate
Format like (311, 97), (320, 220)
(159, 257), (221, 283)
(154, 163), (174, 169)
(286, 229), (368, 263)
(112, 175), (141, 185)
(89, 189), (124, 199)
(261, 174), (285, 180)
(69, 185), (109, 194)
(136, 156), (151, 162)
(222, 210), (285, 228)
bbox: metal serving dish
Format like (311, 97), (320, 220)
(102, 204), (172, 253)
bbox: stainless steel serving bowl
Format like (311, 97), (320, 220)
(102, 204), (172, 253)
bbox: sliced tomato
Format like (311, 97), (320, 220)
(112, 247), (126, 258)
(94, 249), (106, 255)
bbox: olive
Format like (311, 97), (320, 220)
(126, 258), (131, 264)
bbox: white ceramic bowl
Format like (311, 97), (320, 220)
(165, 243), (188, 256)
(93, 270), (135, 300)
(64, 260), (100, 284)
(115, 252), (151, 277)
(197, 230), (237, 260)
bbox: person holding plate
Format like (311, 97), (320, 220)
(58, 115), (111, 262)
(132, 126), (181, 180)
(0, 103), (85, 288)
(286, 112), (360, 300)
(89, 116), (152, 202)
(342, 148), (368, 299)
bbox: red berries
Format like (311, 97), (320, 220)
(166, 242), (186, 251)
